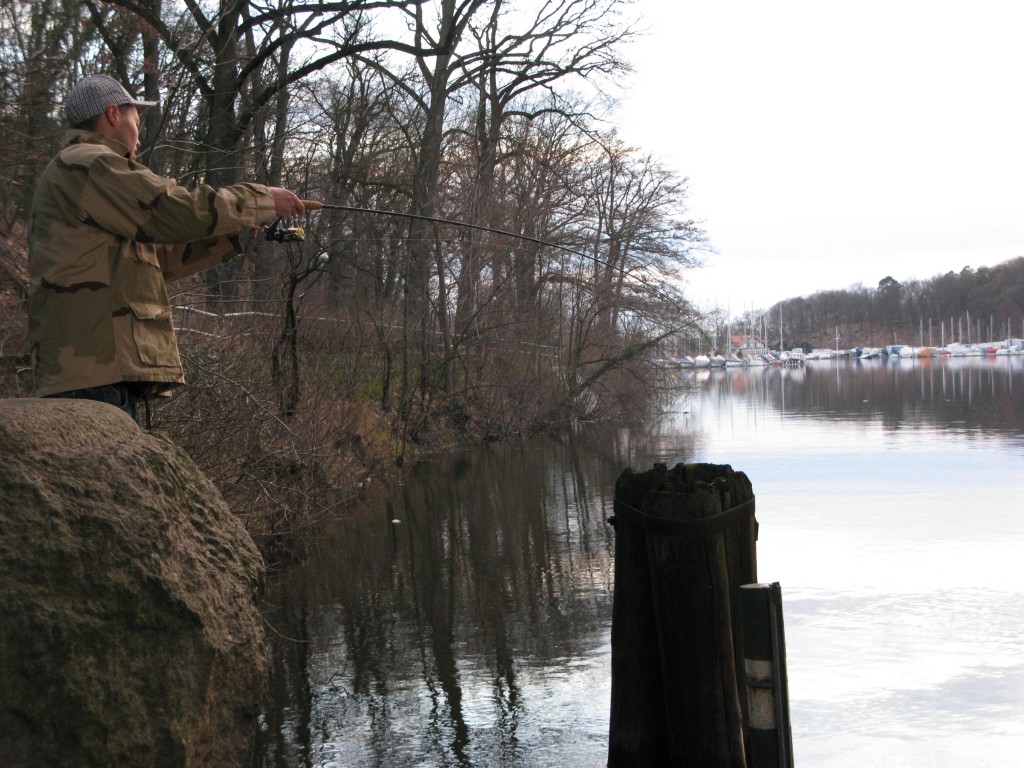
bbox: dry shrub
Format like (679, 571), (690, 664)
(0, 224), (31, 398)
(153, 308), (402, 555)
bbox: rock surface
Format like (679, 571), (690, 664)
(0, 398), (266, 767)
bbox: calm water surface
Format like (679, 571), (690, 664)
(257, 357), (1024, 767)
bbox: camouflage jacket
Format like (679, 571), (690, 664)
(28, 130), (277, 397)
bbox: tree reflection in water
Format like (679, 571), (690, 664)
(255, 424), (694, 767)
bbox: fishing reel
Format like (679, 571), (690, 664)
(265, 217), (305, 243)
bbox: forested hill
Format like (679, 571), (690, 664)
(758, 257), (1024, 350)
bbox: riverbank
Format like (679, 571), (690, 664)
(0, 318), (668, 560)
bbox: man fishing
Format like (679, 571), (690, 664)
(28, 74), (304, 426)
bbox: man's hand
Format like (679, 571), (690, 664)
(270, 187), (305, 217)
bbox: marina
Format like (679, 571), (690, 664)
(676, 338), (1024, 369)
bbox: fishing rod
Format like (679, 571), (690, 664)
(266, 199), (716, 349)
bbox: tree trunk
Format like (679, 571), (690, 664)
(205, 0), (246, 299)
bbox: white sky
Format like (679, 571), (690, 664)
(615, 0), (1024, 312)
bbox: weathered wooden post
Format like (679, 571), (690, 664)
(608, 462), (759, 768)
(741, 583), (794, 768)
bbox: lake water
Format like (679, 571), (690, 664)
(256, 356), (1024, 767)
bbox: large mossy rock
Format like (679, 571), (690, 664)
(0, 399), (266, 767)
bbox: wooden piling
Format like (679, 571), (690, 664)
(608, 462), (758, 768)
(740, 583), (794, 768)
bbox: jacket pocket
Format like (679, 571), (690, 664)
(128, 301), (177, 366)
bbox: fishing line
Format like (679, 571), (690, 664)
(292, 200), (716, 351)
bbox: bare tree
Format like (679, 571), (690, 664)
(0, 1), (102, 223)
(346, 0), (638, 429)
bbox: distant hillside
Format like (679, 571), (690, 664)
(761, 257), (1024, 350)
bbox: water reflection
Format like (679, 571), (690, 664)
(683, 356), (1024, 438)
(256, 430), (685, 768)
(257, 358), (1024, 767)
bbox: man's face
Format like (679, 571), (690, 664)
(113, 105), (141, 161)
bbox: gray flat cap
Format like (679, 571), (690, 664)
(65, 74), (158, 127)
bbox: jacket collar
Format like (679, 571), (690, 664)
(61, 129), (132, 159)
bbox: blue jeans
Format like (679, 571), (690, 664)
(45, 383), (144, 427)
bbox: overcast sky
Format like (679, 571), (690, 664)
(615, 0), (1024, 312)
